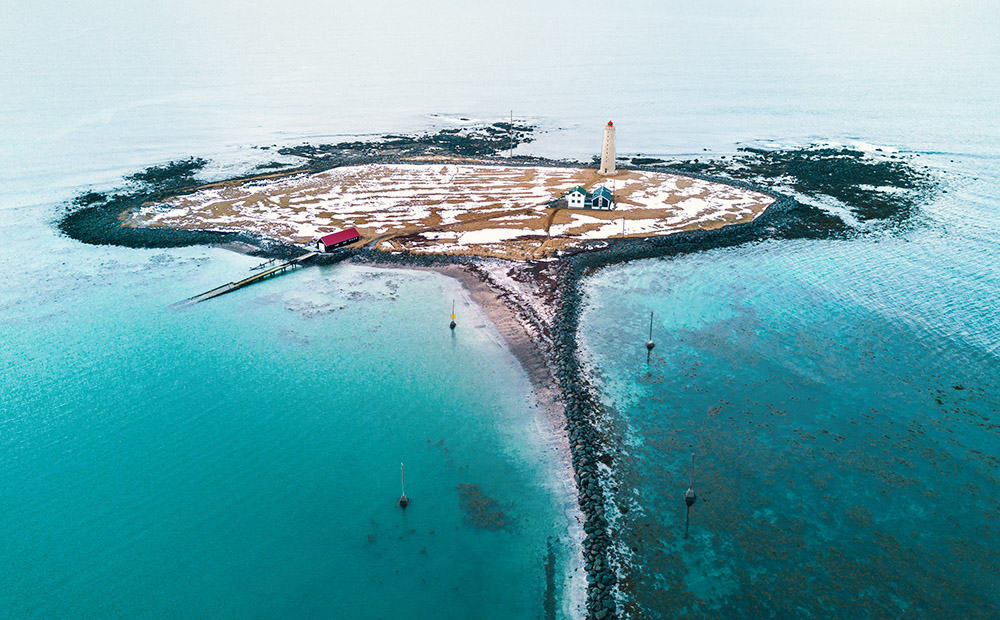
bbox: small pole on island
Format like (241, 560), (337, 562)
(398, 462), (410, 510)
(508, 110), (514, 158)
(684, 453), (697, 538)
(450, 299), (457, 331)
(646, 311), (655, 362)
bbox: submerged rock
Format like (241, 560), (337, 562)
(455, 483), (506, 531)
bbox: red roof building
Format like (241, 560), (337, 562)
(317, 227), (360, 252)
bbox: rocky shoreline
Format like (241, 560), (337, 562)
(58, 123), (934, 619)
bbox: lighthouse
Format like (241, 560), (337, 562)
(599, 121), (616, 175)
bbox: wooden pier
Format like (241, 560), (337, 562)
(178, 252), (318, 306)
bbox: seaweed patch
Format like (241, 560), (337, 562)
(456, 483), (506, 530)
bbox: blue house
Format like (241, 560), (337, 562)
(590, 186), (615, 210)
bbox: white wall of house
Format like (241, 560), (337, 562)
(567, 191), (586, 208)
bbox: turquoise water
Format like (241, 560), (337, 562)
(580, 156), (1000, 615)
(1, 219), (576, 617)
(3, 1), (1000, 616)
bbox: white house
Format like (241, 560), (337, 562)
(566, 186), (587, 209)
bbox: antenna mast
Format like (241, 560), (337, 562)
(508, 110), (514, 158)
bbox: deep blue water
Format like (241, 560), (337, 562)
(3, 1), (999, 617)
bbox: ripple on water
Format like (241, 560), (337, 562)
(582, 204), (1000, 617)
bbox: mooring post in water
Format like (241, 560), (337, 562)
(449, 299), (457, 331)
(398, 462), (409, 509)
(646, 311), (656, 362)
(684, 453), (697, 538)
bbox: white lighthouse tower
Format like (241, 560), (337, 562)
(599, 120), (616, 175)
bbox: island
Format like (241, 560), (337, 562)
(130, 161), (773, 259)
(61, 120), (932, 619)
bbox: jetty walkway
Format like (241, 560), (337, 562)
(179, 252), (318, 306)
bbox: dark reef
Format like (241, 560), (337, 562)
(60, 155), (271, 252)
(58, 123), (936, 619)
(668, 146), (935, 223)
(276, 120), (537, 166)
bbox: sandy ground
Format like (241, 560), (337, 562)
(131, 163), (773, 260)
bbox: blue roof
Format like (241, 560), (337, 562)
(567, 186), (587, 195)
(592, 186), (613, 199)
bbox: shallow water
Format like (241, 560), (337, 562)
(580, 155), (1000, 616)
(0, 228), (577, 617)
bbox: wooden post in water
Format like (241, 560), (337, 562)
(645, 311), (655, 362)
(398, 463), (409, 509)
(684, 453), (697, 538)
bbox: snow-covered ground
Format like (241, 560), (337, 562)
(132, 163), (773, 258)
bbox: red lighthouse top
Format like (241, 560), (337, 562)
(607, 121), (614, 126)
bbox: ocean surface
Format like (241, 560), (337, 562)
(0, 236), (578, 617)
(2, 0), (999, 617)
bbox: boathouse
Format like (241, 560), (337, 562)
(590, 186), (615, 210)
(566, 186), (587, 209)
(316, 227), (360, 252)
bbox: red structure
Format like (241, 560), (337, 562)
(317, 227), (360, 252)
